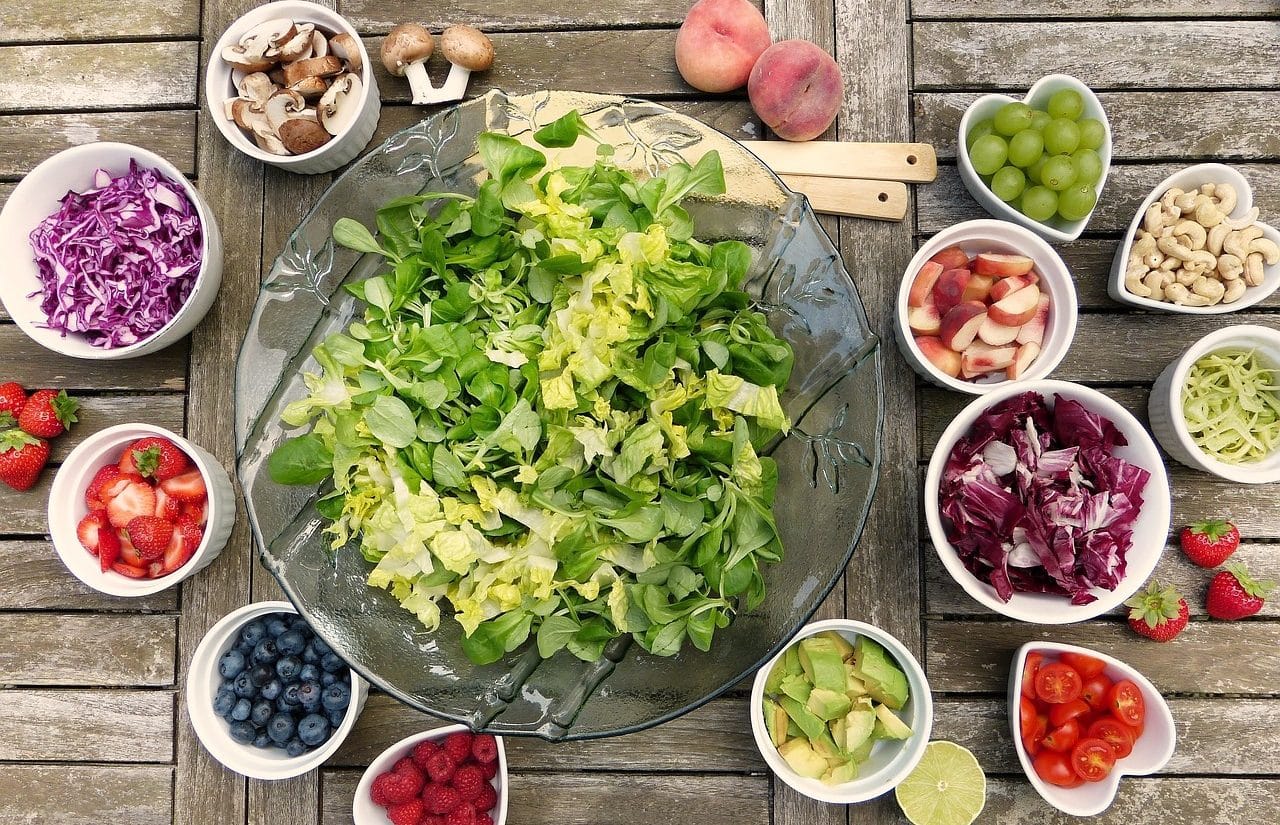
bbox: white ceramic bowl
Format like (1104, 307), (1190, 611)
(187, 600), (368, 780)
(894, 219), (1078, 395)
(924, 380), (1171, 623)
(48, 423), (235, 597)
(957, 74), (1111, 244)
(1009, 642), (1175, 817)
(353, 725), (509, 824)
(1108, 163), (1280, 313)
(0, 142), (224, 359)
(749, 619), (933, 805)
(1149, 324), (1280, 484)
(206, 1), (380, 174)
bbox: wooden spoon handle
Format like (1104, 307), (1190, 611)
(744, 141), (937, 183)
(779, 175), (908, 221)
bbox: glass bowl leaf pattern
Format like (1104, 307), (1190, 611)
(235, 90), (883, 740)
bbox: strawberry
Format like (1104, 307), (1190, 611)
(77, 510), (110, 554)
(470, 733), (497, 764)
(120, 437), (190, 481)
(422, 783), (463, 815)
(154, 487), (182, 520)
(425, 749), (457, 783)
(444, 805), (475, 825)
(371, 770), (420, 807)
(111, 561), (148, 578)
(85, 465), (122, 510)
(473, 783), (497, 813)
(450, 764), (486, 802)
(442, 731), (473, 762)
(0, 382), (27, 418)
(181, 500), (208, 526)
(160, 519), (203, 576)
(1206, 563), (1275, 620)
(106, 480), (157, 529)
(17, 389), (77, 439)
(159, 469), (207, 502)
(412, 738), (440, 770)
(125, 515), (174, 561)
(0, 429), (50, 491)
(1125, 581), (1189, 642)
(386, 799), (426, 825)
(97, 526), (121, 571)
(118, 533), (146, 568)
(99, 472), (143, 505)
(1180, 519), (1240, 568)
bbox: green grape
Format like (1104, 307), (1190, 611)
(1040, 155), (1077, 191)
(991, 166), (1027, 202)
(967, 119), (995, 149)
(993, 102), (1033, 136)
(969, 134), (1009, 176)
(1043, 119), (1081, 155)
(1047, 88), (1084, 120)
(1026, 155), (1048, 186)
(1030, 110), (1052, 131)
(1008, 130), (1044, 168)
(1058, 184), (1098, 221)
(1070, 148), (1103, 185)
(1021, 186), (1059, 222)
(1077, 118), (1105, 151)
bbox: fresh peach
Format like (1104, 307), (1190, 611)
(929, 245), (970, 271)
(961, 341), (1018, 377)
(989, 273), (1038, 303)
(973, 252), (1035, 278)
(748, 40), (843, 141)
(932, 268), (971, 315)
(961, 273), (996, 303)
(908, 302), (942, 336)
(908, 261), (944, 308)
(939, 301), (987, 352)
(675, 0), (772, 93)
(915, 336), (961, 378)
(976, 316), (1020, 346)
(988, 284), (1040, 326)
(1016, 294), (1051, 346)
(1007, 342), (1041, 380)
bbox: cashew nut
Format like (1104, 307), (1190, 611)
(1217, 253), (1243, 280)
(1125, 273), (1153, 297)
(1194, 199), (1225, 227)
(1207, 223), (1231, 256)
(1192, 276), (1226, 303)
(1143, 270), (1169, 299)
(1175, 267), (1199, 286)
(1174, 190), (1201, 211)
(1249, 237), (1280, 266)
(1160, 188), (1185, 210)
(1181, 293), (1215, 307)
(1222, 206), (1260, 230)
(1159, 255), (1180, 271)
(1224, 279), (1247, 303)
(1125, 258), (1150, 280)
(1173, 219), (1208, 250)
(1200, 183), (1216, 197)
(1163, 282), (1192, 304)
(1157, 235), (1198, 261)
(1144, 203), (1166, 234)
(1224, 226), (1264, 259)
(1214, 183), (1237, 214)
(1245, 252), (1266, 286)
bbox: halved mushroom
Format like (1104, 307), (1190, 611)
(264, 89), (307, 132)
(252, 122), (291, 156)
(275, 23), (316, 62)
(289, 75), (331, 100)
(282, 55), (343, 86)
(237, 72), (276, 105)
(311, 29), (330, 58)
(317, 73), (363, 136)
(221, 43), (275, 73)
(239, 18), (297, 52)
(227, 98), (262, 129)
(277, 118), (332, 154)
(328, 33), (364, 75)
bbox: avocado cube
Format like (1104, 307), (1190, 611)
(842, 705), (877, 753)
(821, 630), (856, 661)
(844, 663), (868, 697)
(874, 703), (913, 740)
(823, 760), (860, 785)
(764, 660), (787, 695)
(853, 635), (910, 710)
(846, 736), (875, 764)
(763, 698), (789, 748)
(797, 644), (814, 683)
(806, 687), (853, 722)
(799, 636), (847, 693)
(786, 719), (802, 738)
(780, 674), (812, 705)
(811, 730), (846, 768)
(777, 739), (827, 779)
(779, 695), (826, 742)
(783, 645), (802, 678)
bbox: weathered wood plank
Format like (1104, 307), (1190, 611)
(0, 183), (12, 210)
(915, 92), (1280, 161)
(926, 620), (1280, 694)
(913, 22), (1280, 89)
(249, 773), (319, 825)
(911, 0), (1280, 18)
(0, 540), (178, 610)
(0, 1), (199, 43)
(2, 472), (57, 535)
(0, 613), (175, 686)
(321, 770), (771, 825)
(0, 326), (187, 391)
(0, 688), (174, 762)
(0, 764), (172, 825)
(0, 112), (196, 178)
(980, 777), (1280, 825)
(341, 0), (761, 31)
(0, 42), (199, 111)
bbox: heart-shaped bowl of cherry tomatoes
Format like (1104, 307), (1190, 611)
(1008, 642), (1175, 816)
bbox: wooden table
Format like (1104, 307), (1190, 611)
(2, 1), (1278, 822)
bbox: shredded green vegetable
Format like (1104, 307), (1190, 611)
(1182, 349), (1280, 464)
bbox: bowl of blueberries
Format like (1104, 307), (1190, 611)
(186, 600), (367, 779)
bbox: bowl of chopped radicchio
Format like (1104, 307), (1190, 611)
(925, 380), (1171, 623)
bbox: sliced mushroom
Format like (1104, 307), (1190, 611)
(237, 71), (276, 105)
(289, 75), (330, 100)
(275, 23), (316, 62)
(267, 66), (287, 86)
(328, 33), (364, 75)
(229, 98), (265, 130)
(282, 55), (343, 86)
(317, 73), (363, 136)
(264, 89), (307, 132)
(253, 124), (291, 156)
(277, 118), (332, 154)
(240, 18), (297, 51)
(311, 29), (330, 58)
(221, 43), (275, 72)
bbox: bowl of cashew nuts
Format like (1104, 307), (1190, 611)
(1109, 163), (1280, 313)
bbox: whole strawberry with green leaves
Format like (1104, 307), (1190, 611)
(1206, 563), (1275, 621)
(0, 429), (51, 491)
(1125, 581), (1189, 642)
(17, 389), (78, 439)
(1180, 519), (1240, 568)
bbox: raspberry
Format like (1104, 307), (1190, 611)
(422, 783), (464, 815)
(470, 734), (498, 764)
(475, 814), (494, 825)
(422, 818), (447, 825)
(444, 805), (476, 825)
(394, 756), (424, 786)
(386, 798), (425, 825)
(450, 764), (486, 801)
(474, 782), (497, 813)
(371, 770), (420, 806)
(478, 758), (498, 780)
(426, 749), (456, 783)
(442, 731), (474, 762)
(412, 738), (440, 770)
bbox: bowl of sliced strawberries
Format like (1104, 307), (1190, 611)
(895, 219), (1078, 395)
(49, 423), (236, 596)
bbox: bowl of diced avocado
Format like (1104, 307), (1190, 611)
(749, 619), (933, 804)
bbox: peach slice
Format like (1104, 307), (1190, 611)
(1016, 294), (1051, 346)
(961, 272), (996, 303)
(939, 300), (988, 352)
(989, 272), (1039, 303)
(973, 252), (1034, 278)
(976, 315), (1021, 346)
(961, 341), (1018, 377)
(1006, 341), (1041, 380)
(915, 335), (961, 378)
(988, 283), (1041, 326)
(929, 245), (970, 271)
(908, 261), (944, 308)
(933, 268), (972, 315)
(908, 301), (942, 336)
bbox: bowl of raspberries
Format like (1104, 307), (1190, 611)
(354, 725), (507, 825)
(187, 600), (367, 779)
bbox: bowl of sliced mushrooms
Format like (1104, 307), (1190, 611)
(1110, 163), (1280, 313)
(205, 0), (380, 174)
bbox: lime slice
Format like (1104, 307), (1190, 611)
(895, 741), (987, 825)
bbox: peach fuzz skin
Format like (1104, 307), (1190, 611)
(748, 40), (842, 141)
(674, 0), (772, 93)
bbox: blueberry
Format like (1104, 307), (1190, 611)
(267, 712), (296, 744)
(281, 683), (301, 706)
(320, 652), (346, 674)
(252, 639), (279, 665)
(301, 643), (319, 664)
(297, 713), (330, 746)
(277, 631), (306, 656)
(212, 686), (237, 717)
(296, 681), (321, 709)
(265, 616), (289, 638)
(230, 698), (252, 721)
(321, 672), (337, 687)
(298, 664), (320, 684)
(239, 621), (267, 647)
(253, 732), (272, 749)
(328, 709), (346, 728)
(218, 649), (246, 680)
(233, 671), (257, 699)
(276, 696), (293, 713)
(249, 664), (274, 687)
(251, 700), (274, 727)
(311, 636), (331, 656)
(289, 613), (310, 629)
(229, 720), (257, 744)
(260, 678), (282, 701)
(321, 681), (351, 711)
(285, 738), (307, 758)
(275, 655), (302, 681)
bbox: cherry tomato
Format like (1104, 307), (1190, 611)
(1108, 680), (1146, 729)
(1042, 718), (1081, 753)
(1022, 652), (1044, 699)
(1087, 717), (1135, 758)
(1081, 673), (1114, 710)
(1071, 737), (1117, 781)
(1023, 713), (1048, 756)
(1020, 697), (1038, 732)
(1034, 750), (1084, 787)
(1035, 662), (1084, 704)
(1059, 652), (1107, 678)
(1049, 698), (1091, 727)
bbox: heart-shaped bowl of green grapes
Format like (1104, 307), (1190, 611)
(958, 74), (1112, 244)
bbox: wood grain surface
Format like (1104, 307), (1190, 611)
(0, 1), (199, 42)
(0, 689), (174, 762)
(0, 42), (199, 111)
(0, 540), (178, 610)
(0, 613), (175, 686)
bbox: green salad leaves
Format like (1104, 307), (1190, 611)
(270, 112), (795, 665)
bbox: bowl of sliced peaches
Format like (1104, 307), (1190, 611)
(895, 219), (1078, 395)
